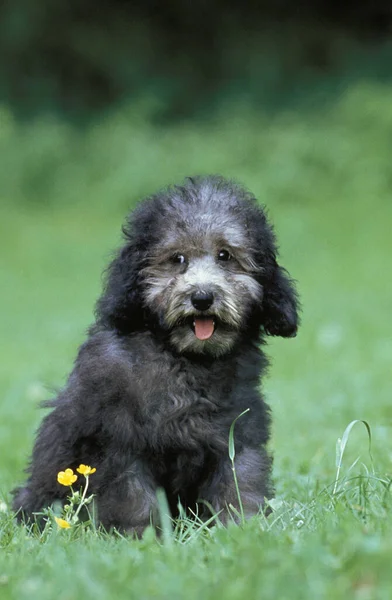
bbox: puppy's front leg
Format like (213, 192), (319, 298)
(97, 460), (159, 536)
(200, 447), (272, 522)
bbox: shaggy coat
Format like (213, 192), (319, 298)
(13, 175), (299, 534)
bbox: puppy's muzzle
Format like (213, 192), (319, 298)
(189, 291), (215, 340)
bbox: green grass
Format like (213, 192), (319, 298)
(1, 80), (392, 598)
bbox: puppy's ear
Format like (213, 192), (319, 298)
(95, 243), (145, 333)
(261, 260), (299, 338)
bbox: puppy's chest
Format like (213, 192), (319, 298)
(140, 367), (229, 451)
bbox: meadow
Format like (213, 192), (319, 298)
(1, 80), (392, 599)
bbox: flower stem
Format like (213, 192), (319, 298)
(73, 475), (89, 520)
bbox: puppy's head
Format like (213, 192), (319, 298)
(97, 176), (299, 356)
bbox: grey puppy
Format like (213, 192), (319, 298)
(13, 175), (299, 534)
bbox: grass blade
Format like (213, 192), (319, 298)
(156, 488), (173, 546)
(333, 420), (373, 495)
(228, 408), (250, 462)
(228, 408), (250, 524)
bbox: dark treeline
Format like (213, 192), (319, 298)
(1, 0), (392, 118)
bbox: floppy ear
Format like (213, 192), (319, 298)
(95, 242), (145, 333)
(261, 260), (299, 338)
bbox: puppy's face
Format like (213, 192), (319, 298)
(142, 208), (263, 356)
(97, 176), (299, 349)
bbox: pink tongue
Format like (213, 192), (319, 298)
(194, 318), (215, 340)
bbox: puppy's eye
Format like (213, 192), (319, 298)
(171, 253), (186, 265)
(217, 250), (231, 262)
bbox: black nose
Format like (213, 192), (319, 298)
(191, 291), (214, 311)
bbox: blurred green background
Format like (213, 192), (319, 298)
(1, 0), (392, 527)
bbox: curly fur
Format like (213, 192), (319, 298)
(12, 175), (299, 534)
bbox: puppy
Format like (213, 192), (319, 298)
(13, 175), (299, 534)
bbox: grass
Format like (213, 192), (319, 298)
(1, 79), (392, 598)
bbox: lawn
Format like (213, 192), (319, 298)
(1, 81), (392, 599)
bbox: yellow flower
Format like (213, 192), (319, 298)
(76, 464), (96, 477)
(57, 468), (77, 486)
(55, 517), (71, 529)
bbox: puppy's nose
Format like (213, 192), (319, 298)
(191, 291), (214, 311)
